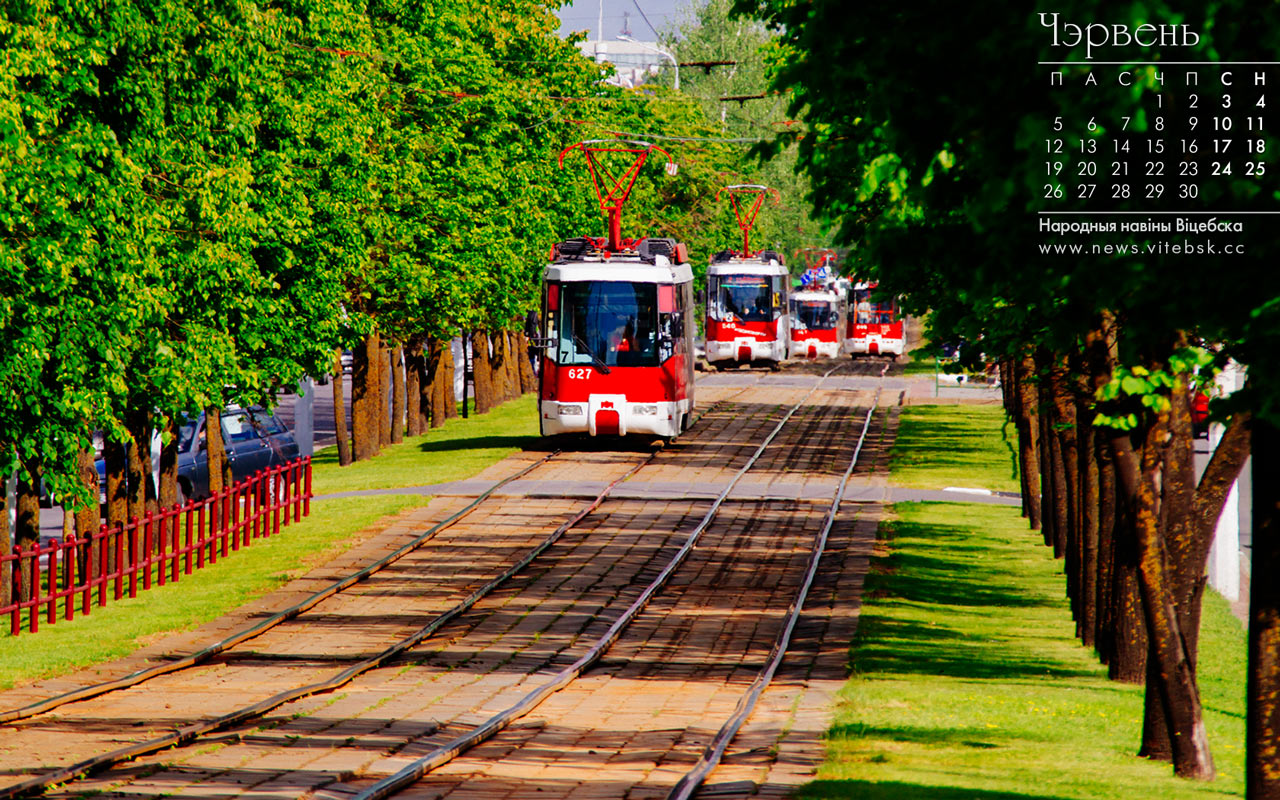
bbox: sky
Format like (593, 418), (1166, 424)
(556, 0), (690, 42)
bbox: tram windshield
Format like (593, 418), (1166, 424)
(557, 281), (658, 368)
(792, 299), (837, 330)
(852, 288), (897, 324)
(709, 275), (771, 323)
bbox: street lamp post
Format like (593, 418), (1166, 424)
(616, 35), (679, 91)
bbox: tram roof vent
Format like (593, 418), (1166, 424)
(638, 237), (687, 264)
(552, 237), (598, 261)
(710, 249), (784, 266)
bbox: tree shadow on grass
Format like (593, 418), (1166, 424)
(799, 779), (1073, 800)
(852, 613), (1098, 680)
(828, 722), (1007, 748)
(414, 434), (540, 453)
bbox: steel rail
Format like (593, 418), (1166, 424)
(354, 364), (848, 800)
(1, 392), (750, 798)
(667, 380), (887, 799)
(0, 453), (562, 728)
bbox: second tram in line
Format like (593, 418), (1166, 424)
(703, 185), (790, 370)
(788, 250), (847, 359)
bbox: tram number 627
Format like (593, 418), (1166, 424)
(567, 368), (593, 380)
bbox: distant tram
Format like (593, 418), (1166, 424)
(703, 185), (789, 370)
(846, 280), (905, 358)
(788, 250), (847, 359)
(788, 285), (847, 359)
(538, 141), (696, 438)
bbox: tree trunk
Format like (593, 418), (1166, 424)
(125, 408), (151, 524)
(517, 329), (537, 395)
(206, 406), (227, 496)
(1115, 422), (1215, 779)
(1047, 407), (1069, 560)
(1039, 407), (1055, 549)
(1141, 373), (1200, 760)
(352, 332), (381, 461)
(1110, 497), (1150, 683)
(391, 342), (406, 443)
(406, 337), (425, 437)
(428, 338), (446, 429)
(333, 348), (353, 466)
(1050, 364), (1080, 615)
(1016, 355), (1041, 529)
(490, 329), (509, 404)
(378, 340), (392, 448)
(1096, 436), (1118, 666)
(1249, 417), (1280, 799)
(1078, 396), (1099, 648)
(472, 330), (495, 414)
(15, 460), (40, 602)
(105, 438), (129, 530)
(506, 330), (522, 401)
(76, 445), (101, 534)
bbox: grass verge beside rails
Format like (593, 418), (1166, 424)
(889, 405), (1020, 494)
(0, 496), (429, 689)
(308, 395), (538, 495)
(0, 394), (539, 690)
(804, 405), (1245, 799)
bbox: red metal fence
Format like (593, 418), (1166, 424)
(1, 457), (313, 637)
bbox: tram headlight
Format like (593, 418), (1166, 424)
(633, 404), (658, 415)
(559, 404), (585, 416)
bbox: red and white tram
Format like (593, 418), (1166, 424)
(537, 141), (696, 438)
(704, 185), (789, 370)
(788, 250), (847, 359)
(846, 280), (905, 358)
(788, 284), (847, 359)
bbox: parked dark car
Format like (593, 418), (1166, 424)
(84, 406), (298, 505)
(176, 406), (300, 501)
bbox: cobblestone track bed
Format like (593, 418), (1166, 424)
(4, 363), (894, 799)
(326, 385), (883, 799)
(1, 380), (802, 797)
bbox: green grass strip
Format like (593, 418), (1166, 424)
(308, 395), (538, 495)
(890, 405), (1021, 494)
(0, 495), (429, 689)
(0, 393), (541, 689)
(807, 400), (1246, 798)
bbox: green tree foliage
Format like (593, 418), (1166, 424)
(736, 0), (1279, 787)
(1, 0), (807, 499)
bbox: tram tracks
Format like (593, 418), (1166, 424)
(0, 364), (884, 799)
(0, 390), (755, 797)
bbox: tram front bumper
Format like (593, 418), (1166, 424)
(541, 399), (684, 437)
(789, 339), (840, 359)
(706, 339), (785, 364)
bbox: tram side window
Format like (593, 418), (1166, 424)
(872, 299), (897, 325)
(853, 288), (872, 324)
(558, 282), (659, 368)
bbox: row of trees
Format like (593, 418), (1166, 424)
(737, 0), (1279, 793)
(1, 1), (824, 596)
